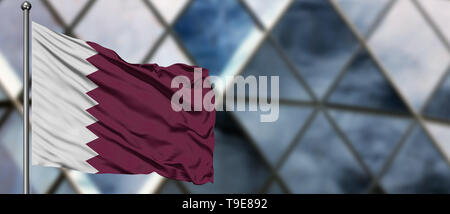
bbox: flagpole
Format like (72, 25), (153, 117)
(21, 1), (31, 195)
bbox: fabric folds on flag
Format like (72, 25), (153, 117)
(31, 22), (215, 185)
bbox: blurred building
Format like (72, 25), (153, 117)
(0, 0), (449, 194)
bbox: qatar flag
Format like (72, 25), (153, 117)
(31, 22), (215, 185)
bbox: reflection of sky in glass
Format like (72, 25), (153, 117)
(244, 0), (290, 28)
(185, 112), (270, 193)
(241, 41), (310, 101)
(272, 0), (358, 98)
(0, 0), (449, 194)
(369, 0), (450, 111)
(420, 0), (450, 43)
(328, 50), (408, 113)
(330, 110), (410, 174)
(150, 0), (189, 24)
(280, 113), (370, 194)
(233, 105), (313, 166)
(425, 72), (450, 121)
(381, 126), (450, 193)
(266, 181), (284, 194)
(175, 0), (256, 76)
(426, 122), (450, 162)
(47, 0), (89, 25)
(149, 36), (191, 66)
(336, 0), (390, 36)
(55, 180), (76, 194)
(75, 0), (163, 63)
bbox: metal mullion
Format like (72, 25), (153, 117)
(139, 0), (173, 63)
(154, 178), (168, 194)
(236, 0), (313, 194)
(44, 171), (64, 194)
(267, 36), (318, 102)
(175, 181), (190, 194)
(143, 0), (197, 64)
(318, 1), (401, 191)
(412, 1), (450, 115)
(412, 0), (450, 52)
(328, 0), (450, 176)
(236, 0), (317, 101)
(324, 102), (411, 120)
(420, 63), (450, 115)
(202, 0), (294, 84)
(317, 2), (402, 191)
(42, 0), (93, 38)
(322, 107), (386, 193)
(41, 0), (69, 29)
(64, 0), (97, 36)
(140, 30), (170, 64)
(140, 0), (194, 64)
(259, 108), (319, 193)
(151, 0), (297, 194)
(322, 0), (398, 102)
(366, 121), (417, 193)
(239, 0), (393, 193)
(226, 111), (293, 193)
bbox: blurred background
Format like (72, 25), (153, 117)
(0, 0), (450, 194)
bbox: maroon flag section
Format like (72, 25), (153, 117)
(85, 42), (215, 185)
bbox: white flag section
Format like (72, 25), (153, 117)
(32, 22), (99, 173)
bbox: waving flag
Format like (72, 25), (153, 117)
(31, 22), (215, 185)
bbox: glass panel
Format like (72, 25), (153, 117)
(159, 181), (183, 194)
(174, 0), (258, 76)
(280, 113), (370, 193)
(272, 0), (358, 97)
(232, 105), (313, 165)
(185, 112), (270, 193)
(369, 0), (450, 111)
(240, 40), (311, 101)
(329, 110), (410, 174)
(75, 0), (164, 63)
(0, 0), (63, 77)
(47, 0), (89, 25)
(266, 181), (284, 194)
(425, 122), (450, 162)
(327, 50), (408, 113)
(420, 0), (450, 43)
(88, 174), (154, 194)
(149, 36), (191, 66)
(335, 0), (391, 36)
(424, 71), (450, 121)
(244, 0), (290, 28)
(0, 143), (22, 193)
(149, 0), (189, 24)
(55, 180), (77, 194)
(30, 166), (60, 194)
(381, 126), (450, 193)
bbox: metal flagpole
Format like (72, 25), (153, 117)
(21, 1), (31, 195)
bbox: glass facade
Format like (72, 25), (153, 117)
(0, 0), (449, 194)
